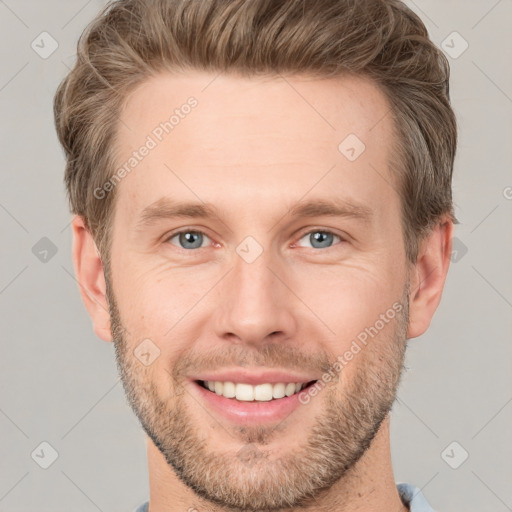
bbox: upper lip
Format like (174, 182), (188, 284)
(190, 369), (319, 386)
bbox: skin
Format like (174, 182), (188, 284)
(72, 71), (452, 511)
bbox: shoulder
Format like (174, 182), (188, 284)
(397, 482), (436, 512)
(132, 501), (149, 512)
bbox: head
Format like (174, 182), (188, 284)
(54, 0), (456, 510)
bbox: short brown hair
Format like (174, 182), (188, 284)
(54, 0), (457, 267)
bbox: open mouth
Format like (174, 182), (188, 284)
(196, 379), (318, 402)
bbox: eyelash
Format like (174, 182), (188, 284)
(165, 228), (345, 251)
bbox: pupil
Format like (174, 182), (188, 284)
(312, 231), (332, 248)
(181, 231), (202, 249)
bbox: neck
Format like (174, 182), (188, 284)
(145, 414), (408, 512)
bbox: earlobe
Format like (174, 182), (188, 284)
(407, 218), (453, 339)
(71, 215), (113, 342)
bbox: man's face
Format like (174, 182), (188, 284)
(107, 71), (411, 510)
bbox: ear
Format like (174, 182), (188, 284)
(407, 217), (453, 339)
(71, 215), (112, 342)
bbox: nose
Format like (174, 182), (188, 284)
(212, 245), (298, 346)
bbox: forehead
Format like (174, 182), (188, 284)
(113, 70), (398, 226)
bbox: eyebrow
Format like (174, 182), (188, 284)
(135, 196), (374, 230)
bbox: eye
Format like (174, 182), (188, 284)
(165, 228), (343, 251)
(167, 230), (211, 250)
(295, 229), (343, 249)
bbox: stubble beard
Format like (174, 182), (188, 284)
(107, 279), (409, 511)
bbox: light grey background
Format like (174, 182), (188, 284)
(1, 1), (511, 511)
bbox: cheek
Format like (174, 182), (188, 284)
(112, 244), (405, 351)
(112, 262), (215, 349)
(288, 261), (406, 361)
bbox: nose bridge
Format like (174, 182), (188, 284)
(213, 241), (297, 344)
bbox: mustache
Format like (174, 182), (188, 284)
(172, 343), (334, 380)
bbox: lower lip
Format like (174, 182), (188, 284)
(191, 381), (315, 425)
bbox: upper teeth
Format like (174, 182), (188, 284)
(204, 381), (305, 401)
